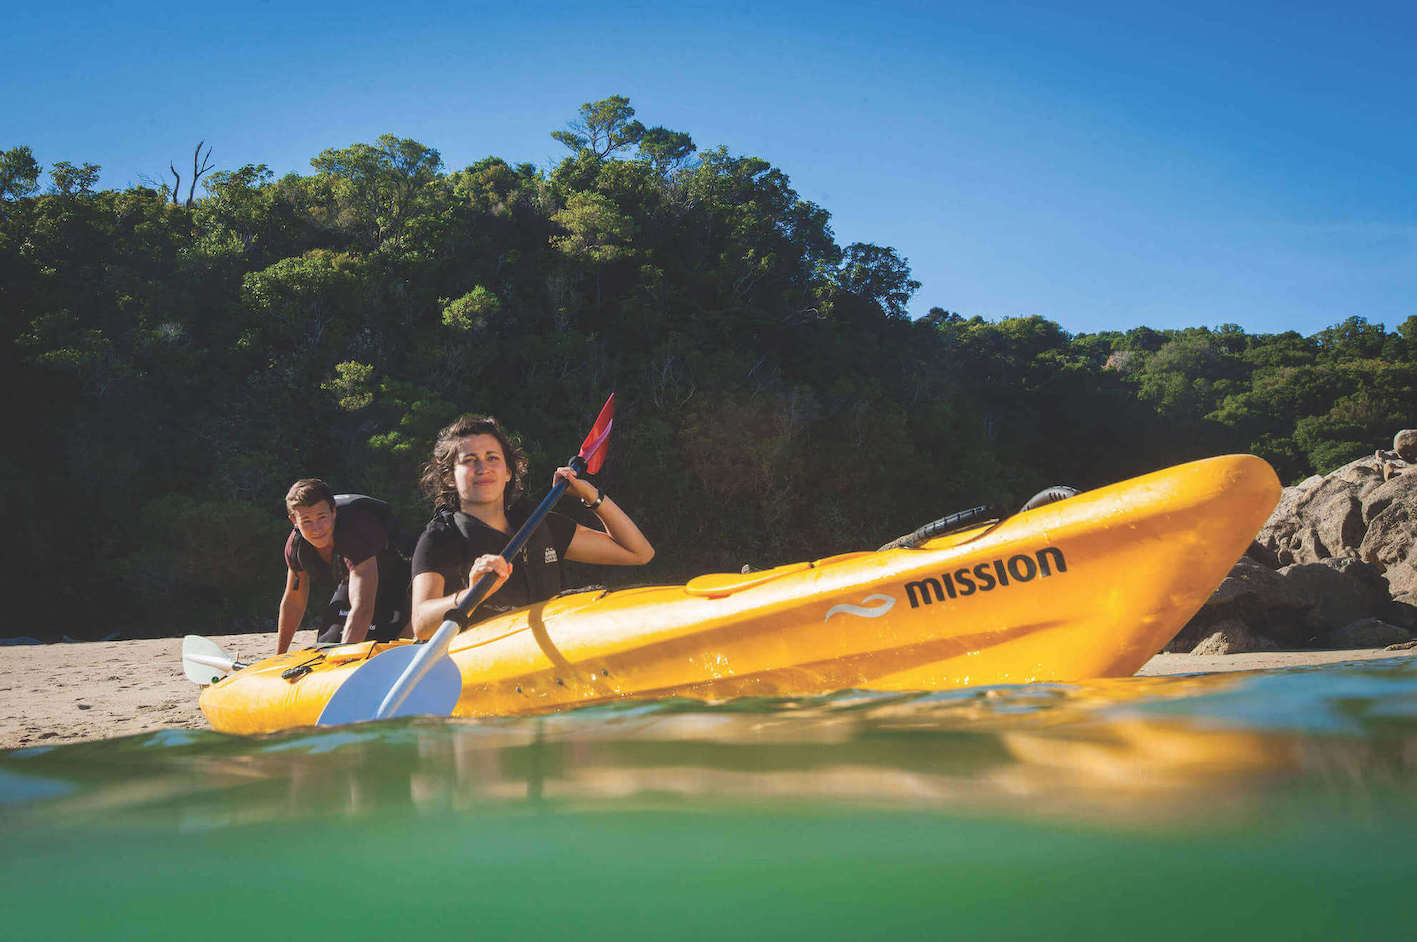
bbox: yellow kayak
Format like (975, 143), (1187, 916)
(200, 454), (1280, 734)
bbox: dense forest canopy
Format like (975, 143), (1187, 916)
(3, 96), (1414, 639)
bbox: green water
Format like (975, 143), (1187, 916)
(4, 660), (1417, 940)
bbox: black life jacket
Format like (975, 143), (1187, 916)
(335, 493), (416, 560)
(433, 508), (564, 618)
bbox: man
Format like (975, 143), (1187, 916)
(278, 479), (413, 654)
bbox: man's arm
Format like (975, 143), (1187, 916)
(341, 556), (379, 644)
(277, 568), (309, 654)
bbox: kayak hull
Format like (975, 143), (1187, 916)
(200, 454), (1281, 734)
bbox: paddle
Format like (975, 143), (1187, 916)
(317, 394), (617, 726)
(181, 634), (250, 685)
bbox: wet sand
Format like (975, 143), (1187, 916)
(2, 633), (1413, 750)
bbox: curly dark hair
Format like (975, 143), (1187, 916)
(419, 414), (528, 512)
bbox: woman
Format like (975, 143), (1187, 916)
(410, 414), (654, 637)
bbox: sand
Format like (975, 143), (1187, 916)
(1, 631), (275, 750)
(2, 633), (1413, 750)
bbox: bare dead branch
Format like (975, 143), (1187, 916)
(186, 140), (214, 207)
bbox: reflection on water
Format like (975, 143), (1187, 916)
(3, 658), (1417, 938)
(7, 667), (1416, 828)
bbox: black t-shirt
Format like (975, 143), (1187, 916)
(412, 508), (577, 615)
(285, 504), (387, 584)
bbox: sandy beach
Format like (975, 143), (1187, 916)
(2, 633), (1413, 750)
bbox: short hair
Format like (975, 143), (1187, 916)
(285, 478), (335, 516)
(420, 415), (528, 512)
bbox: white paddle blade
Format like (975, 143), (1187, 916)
(376, 621), (456, 720)
(182, 635), (237, 685)
(316, 645), (462, 726)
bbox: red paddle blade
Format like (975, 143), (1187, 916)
(578, 394), (615, 474)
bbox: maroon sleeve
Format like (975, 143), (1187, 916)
(284, 530), (303, 571)
(336, 506), (388, 567)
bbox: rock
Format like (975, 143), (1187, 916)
(1289, 524), (1337, 566)
(1163, 611), (1216, 652)
(1359, 475), (1417, 574)
(1173, 557), (1310, 650)
(1242, 540), (1281, 570)
(1395, 429), (1417, 463)
(1191, 619), (1280, 655)
(1360, 473), (1417, 525)
(1391, 591), (1417, 629)
(1278, 558), (1391, 634)
(1328, 618), (1413, 649)
(1258, 454), (1399, 566)
(1328, 454), (1388, 493)
(1195, 555), (1303, 614)
(1162, 631), (1198, 654)
(1257, 484), (1314, 565)
(1298, 483), (1365, 562)
(1258, 477), (1368, 565)
(1382, 561), (1417, 598)
(1206, 556), (1301, 610)
(1205, 431), (1417, 650)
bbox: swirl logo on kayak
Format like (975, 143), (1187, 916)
(824, 594), (897, 621)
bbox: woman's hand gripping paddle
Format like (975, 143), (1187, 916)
(317, 395), (616, 726)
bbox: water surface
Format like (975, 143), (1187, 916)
(4, 658), (1415, 939)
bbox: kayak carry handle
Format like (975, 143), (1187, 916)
(878, 504), (1000, 551)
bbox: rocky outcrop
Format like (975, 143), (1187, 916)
(1164, 557), (1309, 652)
(1257, 460), (1384, 565)
(1280, 557), (1392, 636)
(1330, 618), (1412, 649)
(1190, 618), (1280, 655)
(1174, 430), (1417, 653)
(1394, 429), (1417, 463)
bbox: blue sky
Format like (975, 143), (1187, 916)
(5, 0), (1413, 336)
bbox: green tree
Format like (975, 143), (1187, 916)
(195, 163), (276, 257)
(552, 95), (646, 159)
(1397, 316), (1417, 353)
(1315, 315), (1388, 360)
(441, 286), (501, 331)
(835, 243), (921, 320)
(551, 191), (634, 264)
(0, 145), (41, 200)
(49, 160), (101, 196)
(309, 135), (444, 247)
(322, 360), (376, 411)
(638, 126), (696, 174)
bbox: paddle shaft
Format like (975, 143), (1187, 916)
(186, 653), (249, 673)
(373, 454), (587, 720)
